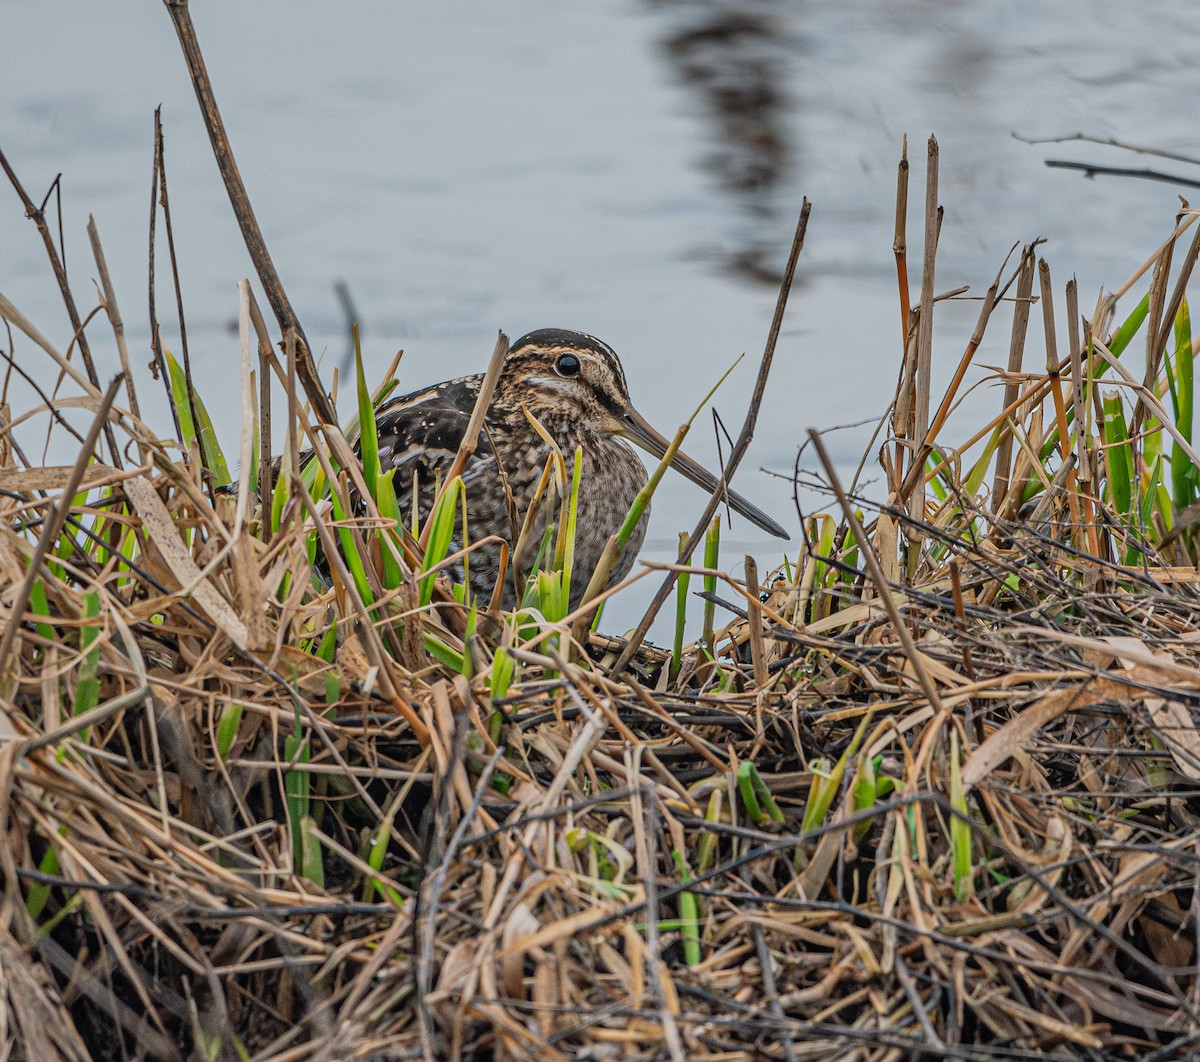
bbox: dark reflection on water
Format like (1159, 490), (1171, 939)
(646, 0), (800, 284)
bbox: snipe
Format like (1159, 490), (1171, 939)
(373, 328), (788, 608)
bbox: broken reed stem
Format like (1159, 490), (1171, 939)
(744, 554), (767, 689)
(1134, 226), (1174, 440)
(1152, 212), (1200, 364)
(1038, 258), (1081, 534)
(615, 199), (811, 674)
(893, 135), (910, 344)
(910, 135), (939, 511)
(1065, 277), (1101, 556)
(898, 253), (1007, 503)
(235, 281), (255, 528)
(1039, 260), (1068, 449)
(255, 311), (274, 506)
(991, 248), (1036, 513)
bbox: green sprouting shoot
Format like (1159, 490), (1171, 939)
(557, 447), (583, 605)
(374, 469), (405, 590)
(284, 710), (322, 886)
(672, 532), (691, 676)
(163, 346), (231, 486)
(314, 623), (338, 664)
(419, 476), (461, 606)
(701, 514), (721, 656)
(801, 709), (875, 836)
(25, 836), (63, 921)
(950, 730), (973, 901)
(488, 645), (515, 744)
(298, 815), (325, 891)
(850, 752), (896, 841)
(670, 849), (702, 967)
(364, 801), (405, 906)
(328, 487), (375, 605)
(72, 590), (102, 744)
(696, 788), (722, 877)
(1171, 298), (1196, 508)
(215, 703), (244, 761)
(423, 632), (464, 673)
(353, 326), (381, 497)
(28, 578), (55, 645)
(1101, 392), (1133, 516)
(270, 455), (290, 539)
(736, 761), (784, 826)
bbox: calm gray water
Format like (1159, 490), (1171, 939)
(3, 0), (1197, 628)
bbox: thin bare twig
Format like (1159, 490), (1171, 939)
(614, 200), (811, 673)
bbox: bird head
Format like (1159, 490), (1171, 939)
(502, 328), (789, 540)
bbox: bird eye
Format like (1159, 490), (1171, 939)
(555, 353), (581, 378)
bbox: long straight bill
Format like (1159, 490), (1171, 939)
(620, 407), (790, 539)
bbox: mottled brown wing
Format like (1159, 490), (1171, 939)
(372, 374), (497, 506)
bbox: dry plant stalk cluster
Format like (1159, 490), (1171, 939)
(5, 26), (1200, 1060)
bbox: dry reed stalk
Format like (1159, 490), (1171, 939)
(616, 200), (811, 673)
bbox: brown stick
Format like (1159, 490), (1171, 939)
(161, 0), (336, 428)
(893, 136), (911, 344)
(1152, 216), (1200, 366)
(897, 248), (1010, 503)
(990, 249), (1035, 513)
(809, 429), (944, 716)
(86, 217), (140, 424)
(911, 136), (940, 491)
(613, 201), (811, 674)
(744, 554), (767, 689)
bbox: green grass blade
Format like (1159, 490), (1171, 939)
(329, 488), (375, 604)
(215, 703), (244, 761)
(28, 578), (55, 644)
(163, 346), (231, 486)
(670, 849), (702, 966)
(1101, 392), (1133, 516)
(353, 325), (381, 498)
(374, 469), (405, 590)
(1172, 298), (1195, 508)
(736, 761), (784, 826)
(950, 731), (973, 901)
(420, 477), (461, 606)
(672, 532), (691, 675)
(701, 515), (721, 655)
(73, 591), (101, 743)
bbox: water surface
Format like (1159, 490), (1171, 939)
(3, 0), (1196, 628)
